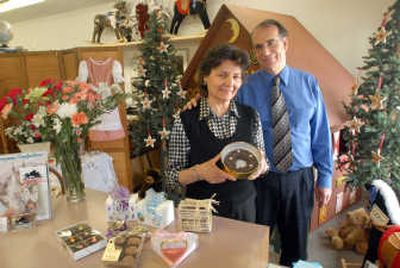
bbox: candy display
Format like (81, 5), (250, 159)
(56, 222), (107, 261)
(102, 231), (146, 267)
(106, 186), (137, 222)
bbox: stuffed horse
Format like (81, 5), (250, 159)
(363, 179), (400, 267)
(92, 1), (134, 43)
(170, 0), (210, 34)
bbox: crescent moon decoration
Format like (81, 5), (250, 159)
(225, 18), (240, 44)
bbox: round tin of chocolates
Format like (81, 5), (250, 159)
(221, 142), (261, 179)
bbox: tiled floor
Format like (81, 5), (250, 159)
(269, 203), (365, 268)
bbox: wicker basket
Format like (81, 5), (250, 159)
(178, 198), (214, 233)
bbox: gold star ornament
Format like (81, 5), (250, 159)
(347, 117), (365, 132)
(369, 93), (386, 110)
(374, 26), (389, 45)
(144, 134), (156, 148)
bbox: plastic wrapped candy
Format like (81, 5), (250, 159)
(151, 230), (198, 268)
(106, 186), (138, 222)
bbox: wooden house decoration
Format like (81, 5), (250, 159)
(181, 4), (357, 230)
(178, 198), (215, 233)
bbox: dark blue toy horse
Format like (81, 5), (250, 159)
(170, 0), (210, 34)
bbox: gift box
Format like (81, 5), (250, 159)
(106, 186), (137, 222)
(56, 222), (107, 261)
(178, 198), (214, 233)
(135, 189), (174, 229)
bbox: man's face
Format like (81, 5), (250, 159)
(252, 25), (288, 75)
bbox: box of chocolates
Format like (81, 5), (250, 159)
(56, 222), (107, 261)
(102, 231), (146, 267)
(221, 142), (261, 179)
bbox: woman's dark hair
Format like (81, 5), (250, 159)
(199, 44), (249, 96)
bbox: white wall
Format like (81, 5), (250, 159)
(9, 0), (394, 73)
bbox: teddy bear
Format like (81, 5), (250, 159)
(325, 207), (371, 254)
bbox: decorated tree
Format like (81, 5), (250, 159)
(339, 1), (400, 193)
(128, 8), (187, 159)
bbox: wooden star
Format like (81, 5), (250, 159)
(144, 134), (156, 148)
(374, 26), (388, 45)
(347, 117), (364, 132)
(142, 97), (153, 110)
(371, 151), (384, 164)
(177, 88), (187, 99)
(162, 87), (171, 99)
(158, 127), (170, 140)
(369, 93), (386, 110)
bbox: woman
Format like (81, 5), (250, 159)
(166, 44), (268, 222)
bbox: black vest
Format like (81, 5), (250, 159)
(180, 103), (258, 203)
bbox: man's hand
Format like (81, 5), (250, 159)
(316, 187), (332, 208)
(196, 154), (236, 184)
(182, 93), (201, 111)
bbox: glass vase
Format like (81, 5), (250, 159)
(55, 137), (86, 203)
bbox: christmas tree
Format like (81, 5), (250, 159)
(128, 8), (187, 157)
(339, 1), (400, 194)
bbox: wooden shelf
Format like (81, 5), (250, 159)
(77, 32), (206, 49)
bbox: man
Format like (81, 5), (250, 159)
(236, 19), (333, 266)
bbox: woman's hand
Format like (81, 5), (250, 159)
(248, 151), (269, 180)
(195, 154), (236, 184)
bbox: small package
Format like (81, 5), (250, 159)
(151, 230), (199, 268)
(56, 222), (107, 261)
(178, 198), (216, 233)
(135, 189), (174, 229)
(106, 186), (137, 222)
(102, 231), (146, 267)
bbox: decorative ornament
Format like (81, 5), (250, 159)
(369, 92), (386, 110)
(145, 80), (151, 87)
(351, 83), (359, 96)
(225, 18), (240, 44)
(144, 134), (157, 148)
(142, 96), (153, 110)
(371, 151), (384, 164)
(162, 87), (171, 99)
(158, 127), (170, 140)
(347, 116), (364, 132)
(377, 75), (384, 90)
(374, 26), (389, 45)
(177, 88), (186, 99)
(158, 42), (169, 53)
(173, 111), (181, 121)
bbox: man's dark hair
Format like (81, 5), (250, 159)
(252, 19), (288, 38)
(199, 44), (249, 96)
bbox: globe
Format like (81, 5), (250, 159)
(0, 21), (13, 47)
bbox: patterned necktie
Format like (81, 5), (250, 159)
(271, 76), (292, 172)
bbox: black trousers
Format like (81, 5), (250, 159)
(255, 168), (314, 267)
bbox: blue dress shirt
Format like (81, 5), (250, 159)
(237, 66), (333, 188)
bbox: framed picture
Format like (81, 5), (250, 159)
(0, 152), (52, 224)
(176, 48), (189, 74)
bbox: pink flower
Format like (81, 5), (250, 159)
(0, 103), (13, 119)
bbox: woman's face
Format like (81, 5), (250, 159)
(204, 60), (243, 103)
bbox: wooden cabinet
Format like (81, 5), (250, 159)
(0, 53), (28, 97)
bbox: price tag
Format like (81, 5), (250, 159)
(102, 238), (122, 262)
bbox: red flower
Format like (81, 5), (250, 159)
(24, 113), (34, 121)
(28, 124), (36, 130)
(39, 79), (54, 87)
(43, 88), (55, 97)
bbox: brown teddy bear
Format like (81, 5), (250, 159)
(325, 207), (371, 254)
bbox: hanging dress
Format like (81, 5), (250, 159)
(77, 57), (125, 141)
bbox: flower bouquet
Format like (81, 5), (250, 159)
(1, 79), (125, 202)
(0, 80), (63, 145)
(49, 80), (125, 202)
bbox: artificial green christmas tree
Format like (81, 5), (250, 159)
(339, 0), (400, 193)
(128, 8), (187, 158)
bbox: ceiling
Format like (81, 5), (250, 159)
(0, 0), (113, 23)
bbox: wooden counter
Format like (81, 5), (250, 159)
(0, 189), (269, 268)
